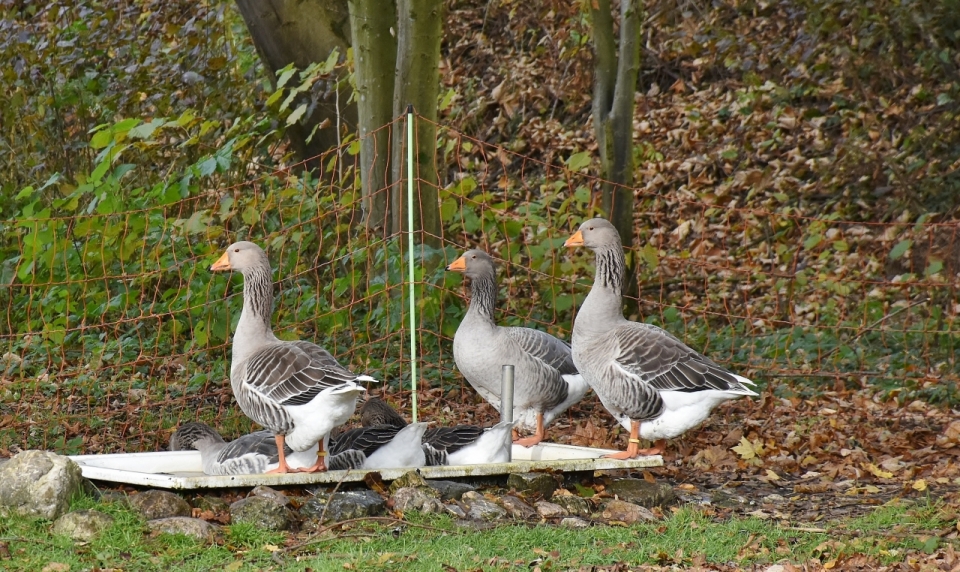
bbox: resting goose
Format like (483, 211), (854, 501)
(328, 423), (429, 469)
(210, 241), (377, 473)
(169, 422), (366, 474)
(446, 249), (590, 446)
(169, 421), (224, 452)
(359, 397), (483, 454)
(564, 218), (758, 458)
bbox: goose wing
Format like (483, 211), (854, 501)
(328, 425), (402, 456)
(424, 425), (484, 453)
(241, 342), (366, 407)
(505, 327), (579, 375)
(611, 323), (749, 393)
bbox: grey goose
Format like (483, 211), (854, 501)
(564, 218), (758, 458)
(210, 241), (376, 473)
(446, 249), (590, 447)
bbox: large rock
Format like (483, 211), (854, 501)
(128, 490), (191, 520)
(506, 472), (559, 498)
(499, 495), (537, 520)
(251, 486), (290, 506)
(301, 490), (385, 523)
(601, 499), (659, 523)
(147, 517), (222, 542)
(461, 491), (507, 521)
(391, 487), (444, 514)
(425, 479), (476, 501)
(606, 479), (676, 508)
(52, 509), (114, 541)
(551, 493), (593, 517)
(230, 495), (292, 531)
(0, 450), (84, 519)
(534, 501), (568, 519)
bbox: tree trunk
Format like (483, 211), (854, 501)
(591, 0), (642, 309)
(348, 0), (398, 232)
(390, 0), (444, 249)
(234, 0), (356, 163)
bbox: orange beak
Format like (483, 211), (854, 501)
(210, 251), (232, 271)
(564, 230), (584, 247)
(446, 255), (467, 272)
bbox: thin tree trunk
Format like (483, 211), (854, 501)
(234, 0), (356, 163)
(591, 0), (642, 308)
(391, 0), (444, 249)
(348, 0), (397, 232)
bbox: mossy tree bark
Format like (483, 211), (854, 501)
(348, 0), (398, 232)
(390, 0), (444, 248)
(590, 0), (642, 307)
(234, 0), (356, 164)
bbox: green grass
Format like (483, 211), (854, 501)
(0, 495), (951, 571)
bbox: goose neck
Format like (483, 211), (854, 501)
(467, 273), (497, 321)
(232, 265), (276, 365)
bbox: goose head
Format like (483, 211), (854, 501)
(210, 241), (271, 274)
(446, 249), (497, 279)
(564, 218), (622, 251)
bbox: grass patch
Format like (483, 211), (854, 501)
(0, 497), (952, 571)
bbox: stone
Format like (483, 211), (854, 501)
(0, 450), (84, 520)
(301, 490), (385, 523)
(601, 499), (658, 523)
(461, 491), (507, 521)
(251, 486), (290, 506)
(391, 487), (444, 514)
(506, 472), (559, 498)
(534, 501), (568, 518)
(606, 479), (676, 508)
(551, 493), (593, 517)
(444, 503), (467, 519)
(193, 495), (230, 513)
(147, 517), (222, 542)
(424, 479), (476, 501)
(560, 516), (590, 529)
(388, 471), (427, 495)
(230, 495), (292, 531)
(500, 495), (537, 520)
(128, 490), (191, 520)
(51, 509), (114, 541)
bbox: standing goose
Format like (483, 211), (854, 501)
(564, 218), (758, 458)
(210, 241), (376, 473)
(446, 250), (589, 446)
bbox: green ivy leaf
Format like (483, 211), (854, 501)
(566, 151), (591, 171)
(286, 103), (308, 126)
(889, 239), (912, 260)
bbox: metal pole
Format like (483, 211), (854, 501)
(501, 365), (514, 462)
(406, 104), (418, 423)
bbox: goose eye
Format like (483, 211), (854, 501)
(234, 248), (240, 252)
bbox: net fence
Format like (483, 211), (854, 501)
(1, 113), (957, 456)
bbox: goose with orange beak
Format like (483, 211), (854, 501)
(564, 218), (757, 458)
(209, 241), (376, 473)
(446, 249), (589, 447)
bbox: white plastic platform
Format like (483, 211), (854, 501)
(70, 443), (662, 490)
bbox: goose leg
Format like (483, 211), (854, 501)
(514, 412), (545, 447)
(603, 421), (665, 459)
(294, 440), (328, 473)
(265, 434), (294, 474)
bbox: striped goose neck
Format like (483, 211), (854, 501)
(467, 272), (497, 321)
(229, 260), (277, 377)
(240, 265), (275, 329)
(593, 246), (624, 293)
